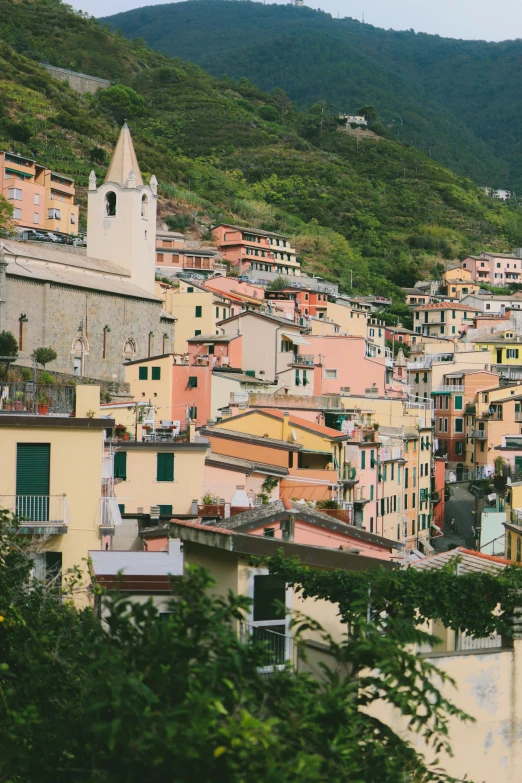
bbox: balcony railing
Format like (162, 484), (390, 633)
(96, 497), (123, 529)
(239, 623), (296, 670)
(471, 430), (487, 439)
(432, 385), (464, 393)
(515, 413), (522, 422)
(510, 509), (522, 527)
(0, 382), (75, 415)
(294, 353), (315, 366)
(340, 465), (357, 482)
(0, 494), (70, 530)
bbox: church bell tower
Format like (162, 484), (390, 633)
(87, 123), (158, 294)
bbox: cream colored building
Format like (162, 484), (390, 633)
(408, 348), (493, 402)
(160, 279), (231, 353)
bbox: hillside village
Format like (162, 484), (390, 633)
(3, 28), (522, 782)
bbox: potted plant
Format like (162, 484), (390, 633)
(115, 424), (126, 439)
(36, 391), (49, 415)
(4, 397), (13, 411)
(14, 391), (24, 411)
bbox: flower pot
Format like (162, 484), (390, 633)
(37, 404), (49, 415)
(4, 403), (13, 411)
(14, 401), (24, 411)
(122, 432), (131, 441)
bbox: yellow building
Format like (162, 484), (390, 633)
(505, 481), (522, 562)
(38, 167), (79, 236)
(0, 385), (110, 603)
(124, 354), (175, 425)
(471, 329), (522, 368)
(157, 279), (231, 353)
(441, 266), (479, 300)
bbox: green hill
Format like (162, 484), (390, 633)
(103, 0), (522, 192)
(1, 0), (522, 306)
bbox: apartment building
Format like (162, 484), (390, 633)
(470, 329), (522, 373)
(441, 266), (480, 299)
(407, 347), (492, 402)
(157, 279), (232, 352)
(0, 151), (79, 235)
(412, 302), (479, 337)
(462, 252), (522, 286)
(155, 230), (220, 275)
(212, 224), (301, 276)
(470, 385), (522, 475)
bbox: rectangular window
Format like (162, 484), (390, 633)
(151, 367), (161, 381)
(324, 369), (337, 379)
(189, 406), (197, 420)
(8, 188), (22, 200)
(507, 349), (519, 359)
(413, 467), (417, 487)
(454, 418), (464, 433)
(33, 212), (39, 224)
(118, 504), (125, 515)
(13, 208), (21, 220)
(404, 468), (409, 489)
(370, 484), (374, 501)
(195, 306), (202, 318)
(438, 417), (443, 432)
(412, 492), (416, 509)
(188, 376), (198, 388)
(157, 453), (174, 482)
(454, 395), (463, 410)
(361, 450), (366, 469)
(404, 493), (408, 510)
(33, 193), (40, 205)
(444, 418), (448, 433)
(114, 452), (127, 480)
(139, 366), (148, 380)
(456, 441), (464, 455)
(195, 330), (201, 336)
(158, 505), (173, 516)
(397, 465), (401, 485)
(216, 307), (219, 318)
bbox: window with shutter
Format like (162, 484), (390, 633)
(188, 376), (198, 388)
(16, 443), (50, 521)
(157, 453), (174, 482)
(195, 306), (202, 318)
(158, 505), (173, 516)
(151, 367), (161, 380)
(114, 452), (127, 480)
(138, 367), (148, 380)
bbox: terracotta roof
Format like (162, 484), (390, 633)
(410, 547), (510, 572)
(170, 519), (233, 535)
(412, 302), (476, 311)
(258, 408), (348, 439)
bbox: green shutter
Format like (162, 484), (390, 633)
(188, 376), (198, 388)
(189, 406), (197, 420)
(151, 367), (161, 380)
(118, 504), (125, 514)
(157, 453), (174, 482)
(139, 366), (148, 380)
(114, 452), (127, 480)
(159, 504), (173, 516)
(16, 444), (50, 521)
(195, 306), (202, 318)
(361, 451), (366, 469)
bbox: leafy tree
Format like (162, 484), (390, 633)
(266, 275), (288, 291)
(32, 347), (57, 369)
(358, 104), (378, 124)
(258, 104), (280, 122)
(0, 194), (13, 237)
(99, 85), (146, 124)
(0, 330), (17, 380)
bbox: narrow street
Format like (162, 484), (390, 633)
(443, 484), (476, 550)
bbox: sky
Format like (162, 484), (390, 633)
(77, 0), (522, 41)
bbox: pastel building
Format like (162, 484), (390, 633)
(462, 252), (522, 287)
(212, 224), (301, 276)
(412, 302), (479, 337)
(155, 230), (219, 275)
(0, 150), (79, 235)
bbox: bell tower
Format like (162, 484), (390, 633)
(87, 123), (157, 294)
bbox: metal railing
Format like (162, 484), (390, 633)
(471, 430), (487, 439)
(340, 465), (357, 482)
(0, 382), (75, 415)
(432, 385), (464, 393)
(239, 623), (296, 669)
(96, 497), (123, 528)
(511, 509), (522, 526)
(294, 353), (315, 366)
(0, 495), (71, 526)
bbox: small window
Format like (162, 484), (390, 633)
(151, 367), (161, 380)
(8, 188), (22, 200)
(141, 193), (148, 218)
(195, 330), (201, 337)
(34, 193), (40, 205)
(158, 505), (173, 516)
(454, 395), (463, 410)
(157, 453), (174, 482)
(324, 369), (337, 379)
(188, 376), (198, 388)
(454, 418), (464, 433)
(118, 504), (125, 515)
(195, 306), (202, 318)
(13, 208), (22, 219)
(139, 366), (148, 380)
(33, 212), (39, 224)
(187, 287), (194, 293)
(361, 450), (366, 469)
(114, 452), (127, 480)
(105, 191), (117, 216)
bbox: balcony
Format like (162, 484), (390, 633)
(0, 382), (75, 416)
(471, 430), (487, 439)
(0, 495), (70, 533)
(293, 353), (315, 366)
(515, 412), (522, 422)
(510, 509), (522, 527)
(340, 465), (357, 483)
(239, 623), (296, 670)
(96, 497), (123, 531)
(432, 385), (464, 393)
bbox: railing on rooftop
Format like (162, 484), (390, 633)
(0, 495), (71, 528)
(239, 623), (296, 670)
(0, 382), (75, 415)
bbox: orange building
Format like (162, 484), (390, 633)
(212, 224), (300, 276)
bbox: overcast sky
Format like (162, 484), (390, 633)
(80, 0), (522, 42)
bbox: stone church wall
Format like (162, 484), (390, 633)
(6, 277), (173, 381)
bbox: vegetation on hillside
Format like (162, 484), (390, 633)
(104, 0), (522, 191)
(2, 0), (522, 299)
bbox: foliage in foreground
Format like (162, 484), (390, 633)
(3, 516), (522, 780)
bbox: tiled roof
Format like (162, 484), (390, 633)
(411, 302), (476, 311)
(409, 547), (510, 573)
(258, 408), (348, 439)
(187, 334), (239, 343)
(3, 238), (128, 277)
(200, 426), (302, 451)
(205, 452), (289, 476)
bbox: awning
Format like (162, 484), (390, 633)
(281, 331), (310, 346)
(6, 167), (33, 178)
(300, 449), (333, 456)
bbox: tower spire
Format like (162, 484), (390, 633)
(104, 123), (143, 188)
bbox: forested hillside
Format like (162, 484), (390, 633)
(2, 0), (522, 301)
(103, 0), (522, 192)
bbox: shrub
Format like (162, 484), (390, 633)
(258, 105), (280, 122)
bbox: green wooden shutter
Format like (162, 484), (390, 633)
(139, 366), (148, 380)
(114, 452), (127, 480)
(151, 367), (161, 380)
(158, 504), (173, 516)
(16, 443), (50, 521)
(157, 453), (174, 482)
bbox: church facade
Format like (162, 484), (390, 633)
(0, 125), (174, 381)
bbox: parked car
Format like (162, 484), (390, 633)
(27, 231), (51, 242)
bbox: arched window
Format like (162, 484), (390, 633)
(71, 333), (89, 377)
(123, 337), (137, 358)
(141, 194), (148, 219)
(105, 191), (117, 217)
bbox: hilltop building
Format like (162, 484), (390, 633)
(212, 224), (301, 277)
(0, 124), (174, 381)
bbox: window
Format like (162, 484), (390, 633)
(70, 214), (76, 224)
(507, 349), (519, 359)
(216, 307), (219, 318)
(8, 188), (22, 200)
(188, 376), (198, 388)
(454, 418), (464, 433)
(138, 366), (148, 380)
(195, 306), (202, 318)
(361, 451), (366, 469)
(404, 468), (409, 489)
(412, 492), (416, 509)
(151, 367), (161, 381)
(114, 452), (127, 480)
(517, 537), (521, 564)
(370, 484), (374, 500)
(34, 193), (39, 205)
(404, 493), (408, 510)
(438, 417), (443, 432)
(187, 287), (194, 293)
(454, 395), (463, 410)
(507, 532), (512, 560)
(195, 330), (201, 337)
(324, 369), (338, 379)
(413, 467), (417, 487)
(208, 344), (215, 355)
(444, 418), (448, 433)
(456, 441), (464, 455)
(253, 575), (285, 627)
(141, 194), (148, 218)
(158, 505), (173, 516)
(105, 191), (117, 216)
(157, 453), (174, 482)
(47, 208), (61, 220)
(33, 212), (39, 224)
(13, 208), (21, 219)
(118, 504), (125, 515)
(189, 406), (197, 420)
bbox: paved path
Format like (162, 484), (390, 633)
(444, 484), (476, 549)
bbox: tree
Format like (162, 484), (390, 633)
(31, 347), (57, 369)
(266, 275), (288, 291)
(0, 330), (17, 381)
(258, 104), (280, 122)
(99, 85), (146, 125)
(358, 104), (378, 124)
(0, 194), (14, 238)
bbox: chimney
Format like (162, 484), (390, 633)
(282, 411), (290, 442)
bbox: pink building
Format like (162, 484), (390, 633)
(212, 224), (300, 276)
(187, 334), (243, 371)
(306, 335), (388, 397)
(462, 253), (522, 286)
